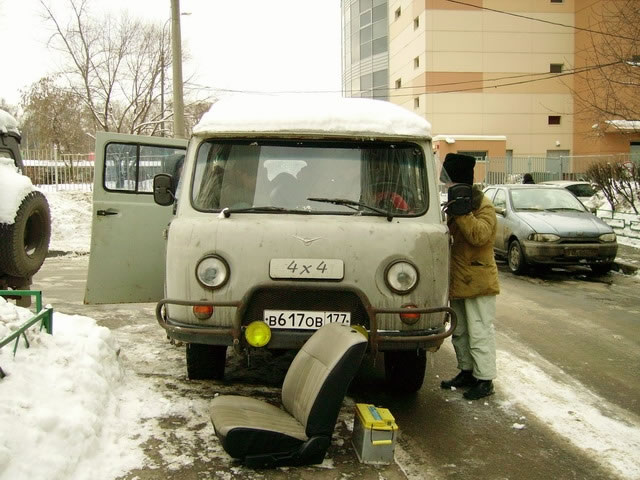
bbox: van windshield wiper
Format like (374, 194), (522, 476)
(221, 206), (291, 217)
(308, 197), (393, 222)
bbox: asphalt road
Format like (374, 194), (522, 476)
(31, 256), (640, 480)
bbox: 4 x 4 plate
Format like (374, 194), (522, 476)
(269, 258), (344, 279)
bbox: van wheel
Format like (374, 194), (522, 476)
(507, 240), (527, 275)
(0, 191), (51, 277)
(186, 344), (227, 380)
(384, 349), (426, 393)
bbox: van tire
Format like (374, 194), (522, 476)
(0, 191), (51, 278)
(384, 349), (426, 393)
(186, 343), (227, 380)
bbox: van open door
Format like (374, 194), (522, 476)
(84, 132), (187, 304)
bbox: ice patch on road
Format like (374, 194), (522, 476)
(497, 350), (640, 479)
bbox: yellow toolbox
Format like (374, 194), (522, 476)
(352, 403), (398, 464)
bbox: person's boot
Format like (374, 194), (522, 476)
(440, 370), (477, 389)
(463, 380), (495, 400)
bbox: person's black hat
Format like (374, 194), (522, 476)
(442, 153), (475, 185)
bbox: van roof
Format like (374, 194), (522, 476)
(0, 109), (20, 138)
(193, 95), (432, 139)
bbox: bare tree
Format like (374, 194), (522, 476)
(40, 0), (174, 135)
(574, 1), (640, 133)
(20, 76), (94, 152)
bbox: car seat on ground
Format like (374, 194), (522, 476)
(209, 323), (368, 468)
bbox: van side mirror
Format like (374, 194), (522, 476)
(153, 173), (175, 206)
(494, 206), (506, 216)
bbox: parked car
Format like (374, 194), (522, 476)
(483, 184), (617, 275)
(540, 180), (598, 211)
(84, 95), (455, 393)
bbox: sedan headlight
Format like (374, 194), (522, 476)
(385, 260), (419, 294)
(599, 233), (616, 243)
(528, 233), (560, 242)
(196, 255), (229, 289)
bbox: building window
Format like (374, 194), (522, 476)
(550, 63), (563, 73)
(395, 7), (401, 20)
(458, 151), (487, 161)
(414, 97), (420, 109)
(395, 78), (402, 89)
(414, 16), (419, 30)
(414, 56), (420, 69)
(550, 0), (563, 3)
(548, 115), (561, 125)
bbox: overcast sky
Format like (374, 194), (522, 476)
(0, 0), (343, 106)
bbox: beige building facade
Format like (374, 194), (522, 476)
(342, 0), (640, 162)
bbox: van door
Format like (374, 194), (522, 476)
(85, 132), (188, 304)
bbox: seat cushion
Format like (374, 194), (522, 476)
(210, 395), (308, 459)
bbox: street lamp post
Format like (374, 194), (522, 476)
(171, 0), (186, 139)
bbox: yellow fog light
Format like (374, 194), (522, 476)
(245, 321), (271, 347)
(351, 324), (369, 340)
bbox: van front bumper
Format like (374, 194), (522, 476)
(155, 298), (456, 355)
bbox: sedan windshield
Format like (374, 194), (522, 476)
(191, 140), (428, 216)
(510, 188), (587, 212)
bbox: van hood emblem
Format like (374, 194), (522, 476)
(293, 235), (323, 246)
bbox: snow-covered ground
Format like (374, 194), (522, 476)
(1, 189), (639, 480)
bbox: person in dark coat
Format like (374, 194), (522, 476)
(522, 173), (535, 184)
(440, 153), (500, 400)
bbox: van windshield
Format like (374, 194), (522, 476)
(191, 140), (428, 216)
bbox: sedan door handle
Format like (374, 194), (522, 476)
(97, 209), (119, 216)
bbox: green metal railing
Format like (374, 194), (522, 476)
(0, 290), (53, 358)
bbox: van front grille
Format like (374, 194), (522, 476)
(242, 287), (369, 328)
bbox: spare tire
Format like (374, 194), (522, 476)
(0, 191), (51, 277)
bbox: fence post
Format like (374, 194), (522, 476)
(53, 144), (59, 191)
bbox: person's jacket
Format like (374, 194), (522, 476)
(447, 185), (500, 299)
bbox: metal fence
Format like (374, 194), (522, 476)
(21, 149), (93, 192)
(477, 153), (639, 185)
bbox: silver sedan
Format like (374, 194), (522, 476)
(482, 185), (617, 275)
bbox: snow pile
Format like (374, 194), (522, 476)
(46, 190), (93, 253)
(0, 298), (146, 480)
(195, 94), (432, 138)
(0, 158), (34, 224)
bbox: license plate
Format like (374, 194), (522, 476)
(567, 248), (596, 257)
(263, 310), (351, 330)
(270, 259), (344, 279)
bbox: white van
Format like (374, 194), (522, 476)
(85, 96), (454, 392)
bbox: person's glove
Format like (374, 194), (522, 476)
(443, 184), (472, 216)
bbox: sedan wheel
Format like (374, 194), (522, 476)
(508, 240), (527, 275)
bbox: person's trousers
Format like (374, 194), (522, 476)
(450, 295), (497, 380)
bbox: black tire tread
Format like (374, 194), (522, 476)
(384, 349), (427, 393)
(0, 191), (51, 278)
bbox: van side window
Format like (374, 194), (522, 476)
(104, 142), (186, 193)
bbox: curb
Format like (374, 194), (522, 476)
(613, 259), (639, 275)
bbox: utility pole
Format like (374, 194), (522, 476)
(171, 0), (186, 139)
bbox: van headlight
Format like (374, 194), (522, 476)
(385, 260), (419, 294)
(196, 255), (229, 289)
(599, 233), (616, 242)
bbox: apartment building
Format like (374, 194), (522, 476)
(341, 0), (640, 164)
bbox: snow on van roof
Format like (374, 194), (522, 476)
(193, 95), (432, 138)
(0, 108), (20, 136)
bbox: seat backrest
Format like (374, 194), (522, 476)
(281, 323), (367, 438)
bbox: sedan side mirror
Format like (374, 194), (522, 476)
(153, 173), (175, 206)
(494, 206), (506, 216)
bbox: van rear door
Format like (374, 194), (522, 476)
(84, 132), (187, 304)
